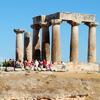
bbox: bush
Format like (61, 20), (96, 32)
(3, 61), (12, 67)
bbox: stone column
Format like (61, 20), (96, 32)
(51, 19), (61, 64)
(85, 22), (98, 63)
(41, 22), (50, 62)
(24, 32), (32, 62)
(68, 21), (80, 63)
(31, 24), (41, 60)
(14, 29), (24, 62)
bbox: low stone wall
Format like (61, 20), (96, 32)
(65, 63), (100, 72)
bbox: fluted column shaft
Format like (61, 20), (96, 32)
(69, 21), (79, 63)
(41, 22), (50, 61)
(51, 19), (61, 64)
(86, 22), (98, 63)
(32, 24), (41, 60)
(24, 32), (32, 62)
(14, 29), (24, 62)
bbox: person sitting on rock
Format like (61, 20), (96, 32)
(61, 61), (66, 71)
(15, 60), (24, 70)
(31, 59), (34, 66)
(34, 59), (39, 71)
(46, 62), (52, 71)
(43, 59), (47, 68)
(24, 60), (28, 69)
(30, 59), (34, 70)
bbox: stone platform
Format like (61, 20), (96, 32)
(0, 63), (100, 72)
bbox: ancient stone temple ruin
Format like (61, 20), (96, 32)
(14, 12), (98, 64)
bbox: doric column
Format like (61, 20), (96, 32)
(41, 22), (50, 62)
(24, 32), (32, 62)
(51, 19), (61, 64)
(85, 22), (98, 63)
(14, 29), (24, 62)
(31, 24), (41, 60)
(68, 21), (80, 63)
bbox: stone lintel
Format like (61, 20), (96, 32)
(60, 12), (96, 23)
(33, 15), (46, 25)
(51, 19), (62, 25)
(14, 29), (25, 33)
(33, 12), (96, 24)
(46, 12), (60, 21)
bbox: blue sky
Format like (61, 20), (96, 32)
(0, 0), (100, 63)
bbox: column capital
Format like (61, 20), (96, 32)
(14, 29), (25, 34)
(51, 19), (62, 25)
(40, 22), (50, 27)
(31, 24), (41, 30)
(67, 20), (81, 26)
(85, 22), (99, 27)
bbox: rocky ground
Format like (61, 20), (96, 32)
(0, 70), (100, 100)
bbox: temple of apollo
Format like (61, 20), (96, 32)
(14, 12), (99, 65)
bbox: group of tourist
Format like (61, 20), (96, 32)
(15, 59), (53, 71)
(1, 58), (67, 72)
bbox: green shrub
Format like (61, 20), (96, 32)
(3, 61), (12, 67)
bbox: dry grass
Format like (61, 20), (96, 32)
(0, 71), (100, 99)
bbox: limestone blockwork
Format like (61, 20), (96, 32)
(14, 12), (98, 64)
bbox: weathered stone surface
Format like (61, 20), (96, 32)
(31, 24), (41, 60)
(60, 12), (96, 22)
(68, 21), (79, 63)
(34, 12), (96, 24)
(24, 32), (32, 62)
(85, 22), (98, 63)
(14, 29), (25, 62)
(33, 16), (46, 25)
(41, 22), (50, 61)
(51, 19), (61, 64)
(31, 12), (98, 64)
